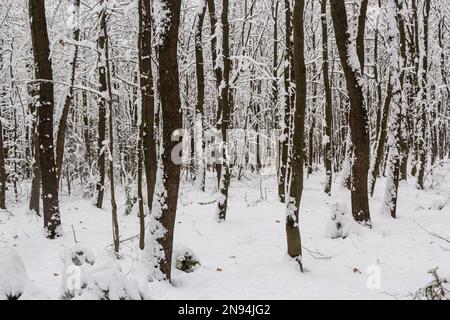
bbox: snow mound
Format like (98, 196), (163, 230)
(324, 202), (355, 239)
(0, 245), (45, 300)
(61, 245), (141, 300)
(62, 244), (96, 266)
(173, 244), (200, 273)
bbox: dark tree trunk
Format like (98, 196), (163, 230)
(216, 0), (232, 222)
(55, 0), (80, 184)
(330, 0), (371, 225)
(96, 4), (107, 209)
(194, 0), (207, 191)
(321, 0), (333, 195)
(149, 0), (182, 282)
(285, 0), (305, 272)
(356, 0), (369, 72)
(370, 81), (392, 196)
(417, 0), (430, 190)
(278, 0), (292, 203)
(0, 44), (6, 209)
(29, 0), (61, 238)
(138, 0), (157, 234)
(28, 84), (41, 215)
(100, 3), (120, 254)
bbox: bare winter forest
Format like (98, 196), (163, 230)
(0, 0), (449, 300)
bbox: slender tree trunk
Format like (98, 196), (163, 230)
(28, 83), (41, 215)
(370, 81), (392, 196)
(383, 0), (404, 219)
(330, 0), (371, 225)
(285, 0), (305, 272)
(55, 0), (80, 184)
(29, 0), (62, 238)
(194, 0), (207, 191)
(398, 0), (408, 180)
(278, 0), (292, 203)
(0, 44), (6, 209)
(137, 102), (145, 250)
(206, 0), (224, 190)
(321, 0), (333, 195)
(216, 0), (232, 222)
(101, 2), (120, 253)
(138, 0), (157, 245)
(417, 0), (430, 190)
(96, 4), (107, 209)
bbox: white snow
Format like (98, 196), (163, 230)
(1, 164), (449, 299)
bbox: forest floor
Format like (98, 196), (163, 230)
(1, 162), (450, 299)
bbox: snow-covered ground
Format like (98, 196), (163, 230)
(1, 163), (449, 300)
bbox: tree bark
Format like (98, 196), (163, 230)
(55, 0), (80, 185)
(285, 0), (305, 271)
(194, 0), (207, 191)
(321, 0), (333, 195)
(96, 3), (107, 209)
(330, 0), (371, 225)
(28, 0), (62, 238)
(216, 0), (232, 222)
(138, 0), (157, 239)
(417, 0), (430, 190)
(278, 0), (292, 203)
(145, 0), (182, 282)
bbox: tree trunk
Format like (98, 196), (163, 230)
(285, 0), (306, 272)
(28, 83), (41, 215)
(194, 0), (207, 191)
(356, 0), (369, 72)
(278, 0), (292, 203)
(55, 0), (80, 184)
(417, 0), (430, 190)
(102, 2), (120, 254)
(383, 0), (404, 219)
(138, 0), (157, 240)
(321, 0), (333, 195)
(216, 0), (232, 222)
(145, 0), (182, 282)
(29, 0), (62, 238)
(370, 81), (392, 196)
(0, 43), (6, 209)
(95, 3), (107, 209)
(330, 0), (371, 225)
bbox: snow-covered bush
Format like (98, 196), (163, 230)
(61, 245), (141, 300)
(324, 202), (354, 239)
(413, 268), (449, 300)
(0, 246), (44, 300)
(63, 244), (96, 267)
(174, 245), (200, 273)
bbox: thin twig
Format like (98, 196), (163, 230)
(71, 224), (78, 244)
(416, 222), (450, 244)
